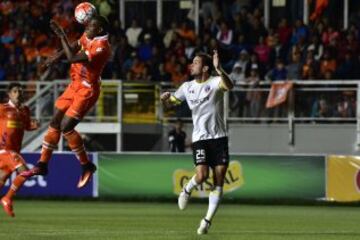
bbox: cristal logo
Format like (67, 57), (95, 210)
(356, 170), (360, 192)
(173, 161), (244, 198)
(4, 163), (47, 188)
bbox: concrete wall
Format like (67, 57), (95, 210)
(228, 123), (358, 155)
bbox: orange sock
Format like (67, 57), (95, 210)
(63, 130), (89, 165)
(4, 175), (26, 200)
(40, 127), (61, 163)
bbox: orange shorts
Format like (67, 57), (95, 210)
(0, 150), (26, 173)
(55, 81), (100, 120)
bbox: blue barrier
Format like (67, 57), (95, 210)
(1, 153), (97, 197)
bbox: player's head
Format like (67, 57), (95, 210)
(175, 118), (183, 130)
(85, 15), (109, 39)
(7, 83), (24, 106)
(190, 53), (213, 77)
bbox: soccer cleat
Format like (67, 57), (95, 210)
(178, 188), (191, 210)
(20, 162), (48, 177)
(1, 197), (15, 217)
(77, 162), (97, 188)
(197, 218), (211, 235)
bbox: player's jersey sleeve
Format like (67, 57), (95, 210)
(172, 82), (187, 105)
(211, 76), (228, 91)
(86, 40), (110, 64)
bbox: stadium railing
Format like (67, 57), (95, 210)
(0, 79), (358, 149)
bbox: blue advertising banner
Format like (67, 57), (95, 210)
(1, 153), (97, 197)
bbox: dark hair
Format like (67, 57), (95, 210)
(92, 15), (109, 34)
(7, 83), (23, 92)
(195, 52), (213, 73)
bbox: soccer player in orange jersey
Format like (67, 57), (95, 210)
(22, 16), (111, 188)
(0, 83), (40, 217)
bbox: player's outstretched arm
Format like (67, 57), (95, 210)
(160, 92), (173, 109)
(213, 50), (234, 91)
(160, 92), (181, 109)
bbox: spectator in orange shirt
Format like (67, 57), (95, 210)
(171, 63), (188, 85)
(302, 54), (319, 80)
(320, 50), (336, 78)
(176, 22), (196, 43)
(164, 54), (177, 76)
(127, 56), (145, 81)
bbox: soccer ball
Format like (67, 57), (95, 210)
(74, 2), (97, 25)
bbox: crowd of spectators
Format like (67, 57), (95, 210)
(1, 0), (360, 119)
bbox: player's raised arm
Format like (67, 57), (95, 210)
(41, 41), (80, 70)
(213, 50), (234, 91)
(50, 20), (88, 63)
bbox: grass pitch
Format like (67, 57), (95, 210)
(0, 200), (359, 240)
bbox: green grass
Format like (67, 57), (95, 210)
(0, 200), (360, 240)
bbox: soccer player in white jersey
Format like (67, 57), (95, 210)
(160, 50), (233, 235)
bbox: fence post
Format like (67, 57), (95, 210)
(303, 0), (309, 25)
(156, 0), (162, 30)
(344, 0), (349, 30)
(194, 0), (200, 34)
(120, 0), (125, 29)
(35, 82), (41, 120)
(288, 84), (295, 146)
(155, 84), (161, 123)
(224, 91), (229, 130)
(117, 81), (123, 152)
(356, 83), (360, 150)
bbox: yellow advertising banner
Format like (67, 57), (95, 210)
(327, 155), (360, 202)
(173, 161), (244, 198)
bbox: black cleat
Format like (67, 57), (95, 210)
(77, 162), (97, 188)
(21, 162), (48, 177)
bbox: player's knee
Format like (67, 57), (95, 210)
(196, 171), (209, 183)
(60, 116), (79, 133)
(50, 119), (61, 130)
(60, 124), (73, 133)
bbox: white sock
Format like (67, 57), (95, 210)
(185, 175), (199, 193)
(205, 186), (223, 222)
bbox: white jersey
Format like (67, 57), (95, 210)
(173, 76), (227, 142)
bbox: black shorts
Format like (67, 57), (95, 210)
(192, 137), (229, 167)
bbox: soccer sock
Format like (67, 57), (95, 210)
(63, 129), (89, 165)
(185, 175), (200, 193)
(205, 186), (223, 222)
(39, 127), (61, 163)
(4, 175), (26, 200)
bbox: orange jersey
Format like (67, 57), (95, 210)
(0, 102), (32, 153)
(70, 33), (111, 85)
